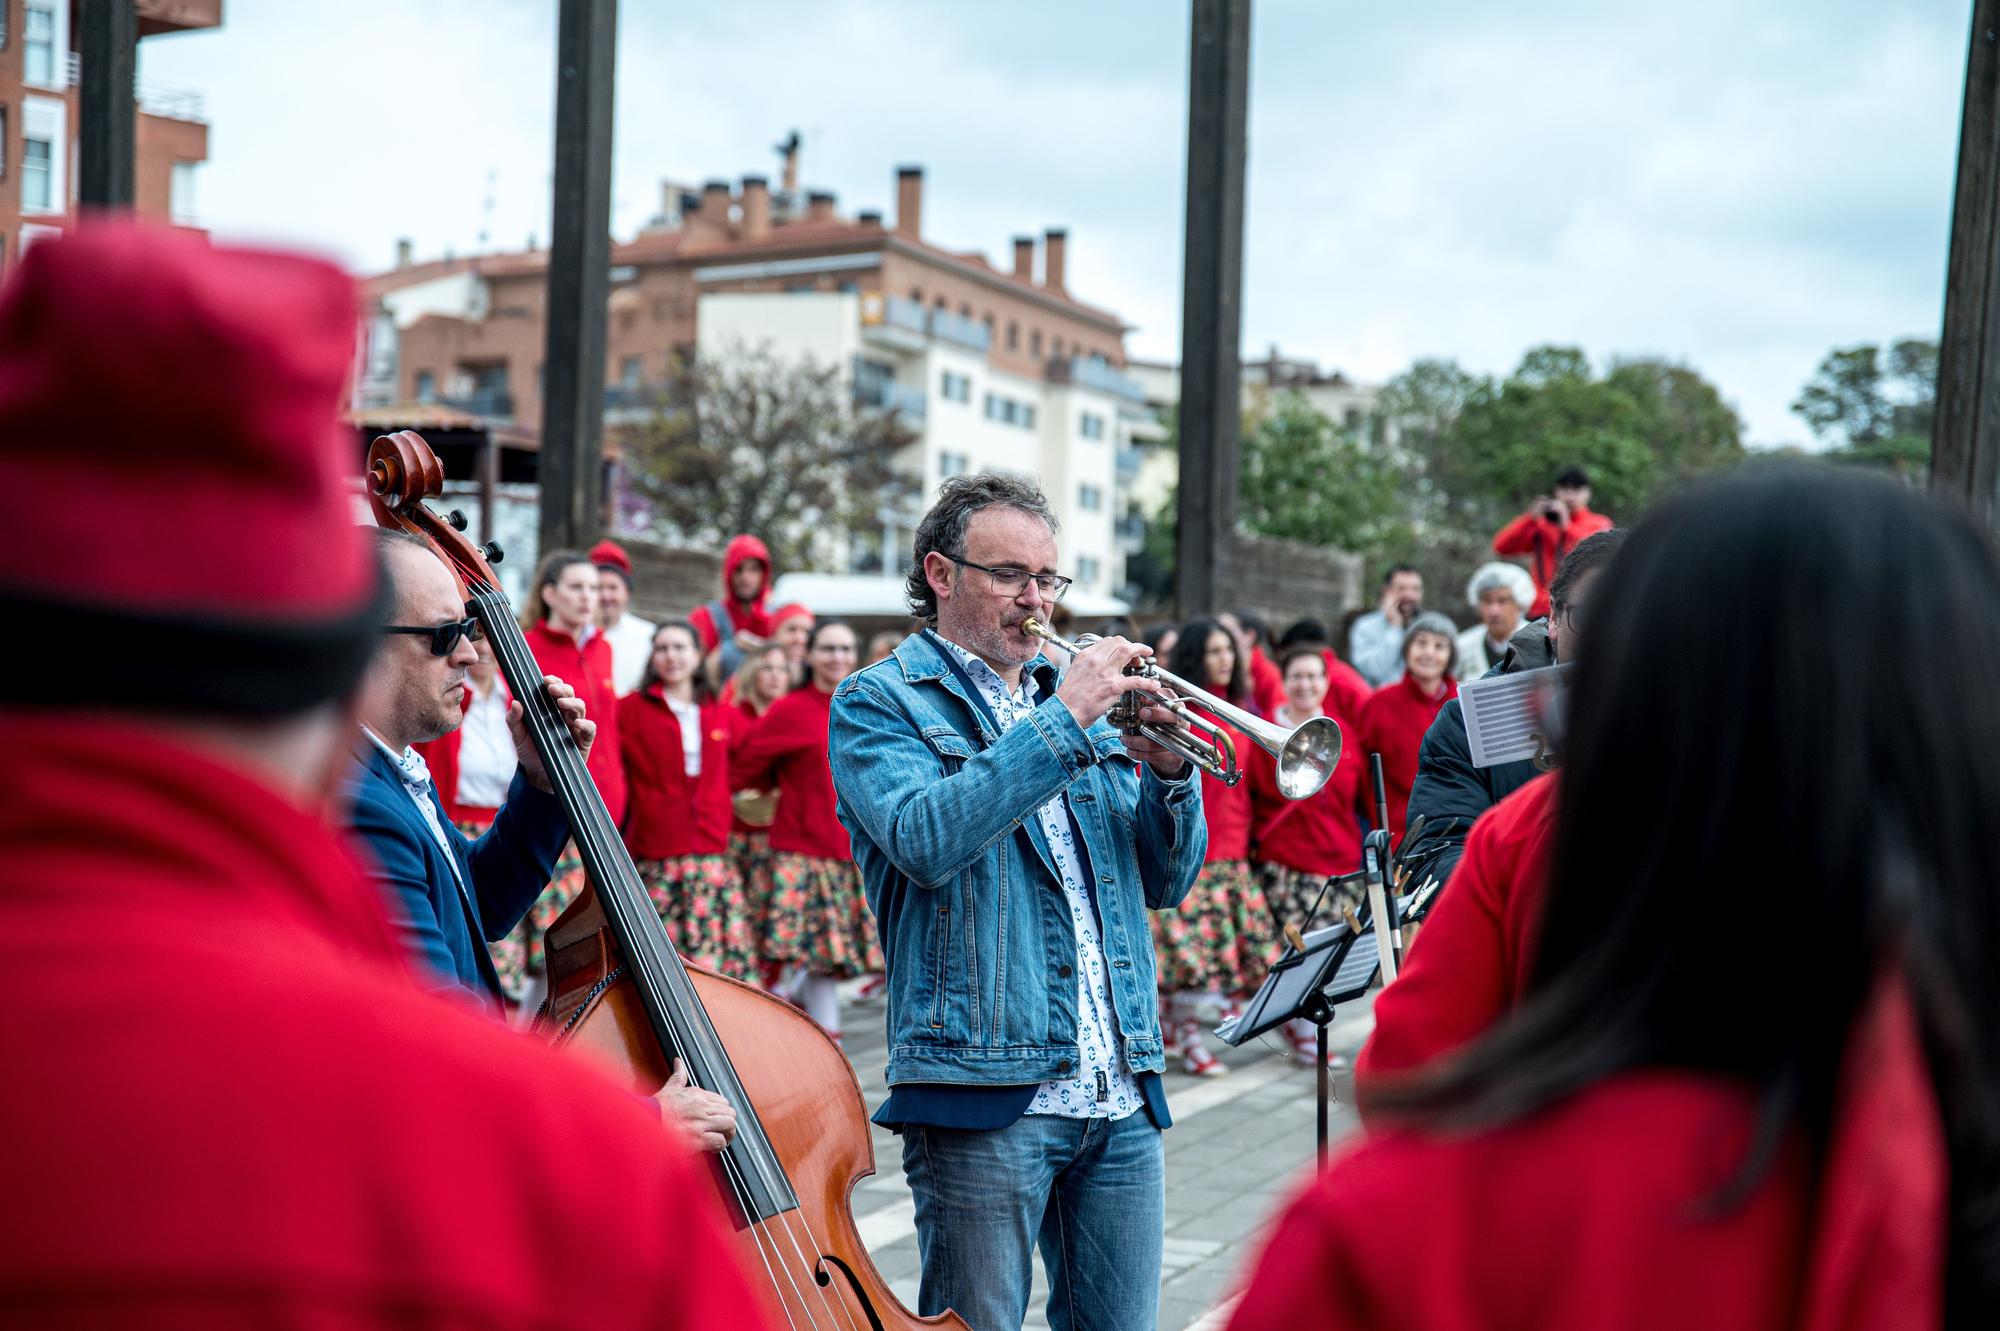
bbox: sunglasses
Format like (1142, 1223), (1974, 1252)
(382, 617), (484, 656)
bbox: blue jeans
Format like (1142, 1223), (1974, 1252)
(900, 1112), (1164, 1331)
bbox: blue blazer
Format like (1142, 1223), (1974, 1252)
(344, 743), (572, 1001)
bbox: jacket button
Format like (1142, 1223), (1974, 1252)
(1099, 873), (1114, 884)
(1058, 964), (1073, 978)
(1056, 1060), (1072, 1073)
(1074, 751), (1089, 764)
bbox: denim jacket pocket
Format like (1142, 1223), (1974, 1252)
(921, 726), (977, 773)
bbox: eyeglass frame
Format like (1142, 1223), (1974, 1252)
(381, 616), (484, 657)
(947, 556), (1073, 603)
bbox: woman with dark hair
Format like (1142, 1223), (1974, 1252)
(1144, 620), (1180, 664)
(1227, 466), (1997, 1330)
(730, 619), (880, 1041)
(1151, 617), (1278, 1076)
(1354, 611), (1457, 842)
(618, 621), (754, 980)
(492, 549), (627, 1004)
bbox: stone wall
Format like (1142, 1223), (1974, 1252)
(620, 537), (726, 623)
(1220, 533), (1364, 635)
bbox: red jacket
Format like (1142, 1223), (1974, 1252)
(689, 533), (775, 654)
(1355, 673), (1458, 841)
(619, 687), (735, 858)
(0, 715), (772, 1330)
(526, 619), (627, 825)
(730, 683), (850, 860)
(1247, 708), (1364, 878)
(1492, 503), (1614, 618)
(1320, 650), (1373, 730)
(1185, 711), (1252, 861)
(1356, 774), (1555, 1086)
(1248, 646), (1283, 719)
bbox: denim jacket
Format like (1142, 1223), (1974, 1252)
(829, 630), (1206, 1087)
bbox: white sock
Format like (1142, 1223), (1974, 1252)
(801, 974), (841, 1035)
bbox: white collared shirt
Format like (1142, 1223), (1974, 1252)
(604, 612), (658, 696)
(454, 677), (515, 809)
(360, 726), (466, 896)
(932, 633), (1143, 1121)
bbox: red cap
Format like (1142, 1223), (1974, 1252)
(0, 223), (384, 714)
(769, 602), (813, 627)
(590, 538), (633, 578)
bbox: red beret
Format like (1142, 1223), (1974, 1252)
(0, 223), (384, 714)
(590, 538), (633, 578)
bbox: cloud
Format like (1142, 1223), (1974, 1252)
(140, 0), (1967, 446)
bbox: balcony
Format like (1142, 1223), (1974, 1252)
(1116, 444), (1142, 484)
(1115, 513), (1146, 554)
(926, 306), (991, 353)
(1048, 354), (1147, 404)
(853, 373), (927, 422)
(65, 53), (207, 122)
(440, 389), (515, 420)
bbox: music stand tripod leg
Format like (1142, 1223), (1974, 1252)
(1298, 988), (1337, 1172)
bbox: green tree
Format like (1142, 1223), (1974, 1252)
(1791, 345), (1893, 447)
(1791, 337), (1937, 482)
(617, 344), (919, 571)
(1239, 391), (1410, 554)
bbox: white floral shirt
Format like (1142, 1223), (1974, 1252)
(933, 634), (1143, 1121)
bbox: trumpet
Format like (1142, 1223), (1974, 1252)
(1022, 617), (1342, 800)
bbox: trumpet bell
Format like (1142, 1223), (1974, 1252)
(1275, 715), (1343, 800)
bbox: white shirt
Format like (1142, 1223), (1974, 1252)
(932, 633), (1143, 1121)
(665, 692), (703, 778)
(603, 611), (658, 696)
(360, 726), (465, 897)
(454, 677), (516, 808)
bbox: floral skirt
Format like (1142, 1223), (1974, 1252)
(639, 853), (757, 980)
(490, 845), (588, 1002)
(1150, 858), (1277, 997)
(759, 851), (883, 979)
(1254, 860), (1365, 938)
(732, 830), (774, 918)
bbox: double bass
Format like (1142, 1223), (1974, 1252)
(368, 431), (966, 1331)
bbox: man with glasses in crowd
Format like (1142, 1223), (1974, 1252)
(829, 472), (1208, 1331)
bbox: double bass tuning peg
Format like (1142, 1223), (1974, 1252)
(445, 509), (469, 531)
(481, 542), (505, 565)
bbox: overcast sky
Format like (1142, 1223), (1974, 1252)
(142, 0), (1969, 447)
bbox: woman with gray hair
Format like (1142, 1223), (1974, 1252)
(1456, 562), (1535, 682)
(1356, 612), (1459, 843)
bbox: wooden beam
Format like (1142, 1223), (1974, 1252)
(538, 0), (619, 556)
(1933, 2), (2000, 528)
(1175, 0), (1252, 617)
(77, 0), (138, 209)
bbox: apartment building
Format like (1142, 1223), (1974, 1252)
(0, 0), (219, 268)
(363, 158), (1149, 603)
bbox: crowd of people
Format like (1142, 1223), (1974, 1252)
(10, 222), (1990, 1331)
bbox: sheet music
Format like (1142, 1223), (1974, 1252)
(1460, 662), (1571, 768)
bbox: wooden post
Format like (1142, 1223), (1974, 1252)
(538, 0), (619, 555)
(77, 0), (138, 209)
(1175, 0), (1252, 617)
(1933, 1), (2000, 529)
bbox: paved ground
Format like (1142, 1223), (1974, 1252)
(837, 989), (1376, 1331)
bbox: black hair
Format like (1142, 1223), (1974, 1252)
(1143, 622), (1180, 656)
(904, 472), (1058, 623)
(1548, 527), (1627, 612)
(635, 619), (713, 704)
(1168, 616), (1249, 707)
(1555, 465), (1591, 490)
(1278, 617), (1331, 650)
(1380, 563), (1421, 587)
(1369, 465), (2000, 1323)
(1230, 609), (1273, 646)
(1277, 642), (1330, 675)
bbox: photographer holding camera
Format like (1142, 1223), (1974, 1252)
(1492, 466), (1613, 619)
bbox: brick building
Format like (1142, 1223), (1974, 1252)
(0, 0), (219, 267)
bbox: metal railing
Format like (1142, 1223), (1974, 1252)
(927, 306), (991, 353)
(1050, 354), (1147, 403)
(440, 389), (515, 420)
(65, 53), (208, 121)
(854, 374), (928, 421)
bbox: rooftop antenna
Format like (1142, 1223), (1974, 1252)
(478, 167), (497, 250)
(774, 128), (802, 194)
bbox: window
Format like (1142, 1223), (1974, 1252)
(1052, 337), (1066, 360)
(1077, 556), (1100, 587)
(1029, 329), (1043, 358)
(0, 107), (7, 177)
(1344, 406), (1363, 430)
(1020, 404), (1036, 429)
(21, 137), (52, 211)
(1078, 485), (1102, 512)
(910, 287), (923, 303)
(24, 3), (57, 88)
(939, 451), (969, 477)
(414, 371), (436, 402)
(1079, 412), (1105, 441)
(940, 369), (971, 403)
(983, 392), (1000, 421)
(170, 161), (199, 224)
(1006, 321), (1019, 351)
(620, 355), (643, 386)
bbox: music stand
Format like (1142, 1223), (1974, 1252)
(1220, 895), (1381, 1170)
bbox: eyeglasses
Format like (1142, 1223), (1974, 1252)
(950, 557), (1072, 603)
(382, 617), (483, 656)
(1554, 600), (1585, 631)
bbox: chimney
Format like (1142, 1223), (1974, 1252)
(778, 129), (802, 194)
(1012, 235), (1035, 281)
(702, 178), (732, 224)
(896, 166), (924, 238)
(807, 190), (837, 223)
(1044, 228), (1067, 292)
(857, 210), (883, 229)
(741, 175), (771, 238)
(395, 237), (413, 269)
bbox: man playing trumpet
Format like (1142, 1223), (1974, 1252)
(829, 472), (1207, 1331)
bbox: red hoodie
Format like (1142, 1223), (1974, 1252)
(729, 683), (850, 860)
(618, 687), (736, 858)
(1319, 650), (1373, 730)
(1248, 647), (1284, 719)
(525, 619), (627, 826)
(1493, 503), (1614, 618)
(1247, 707), (1364, 878)
(690, 533), (775, 655)
(0, 716), (774, 1330)
(1189, 711), (1253, 862)
(1355, 672), (1458, 841)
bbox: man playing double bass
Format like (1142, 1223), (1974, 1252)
(0, 222), (766, 1327)
(348, 528), (737, 1151)
(830, 472), (1208, 1331)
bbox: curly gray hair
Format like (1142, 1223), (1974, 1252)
(904, 472), (1059, 623)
